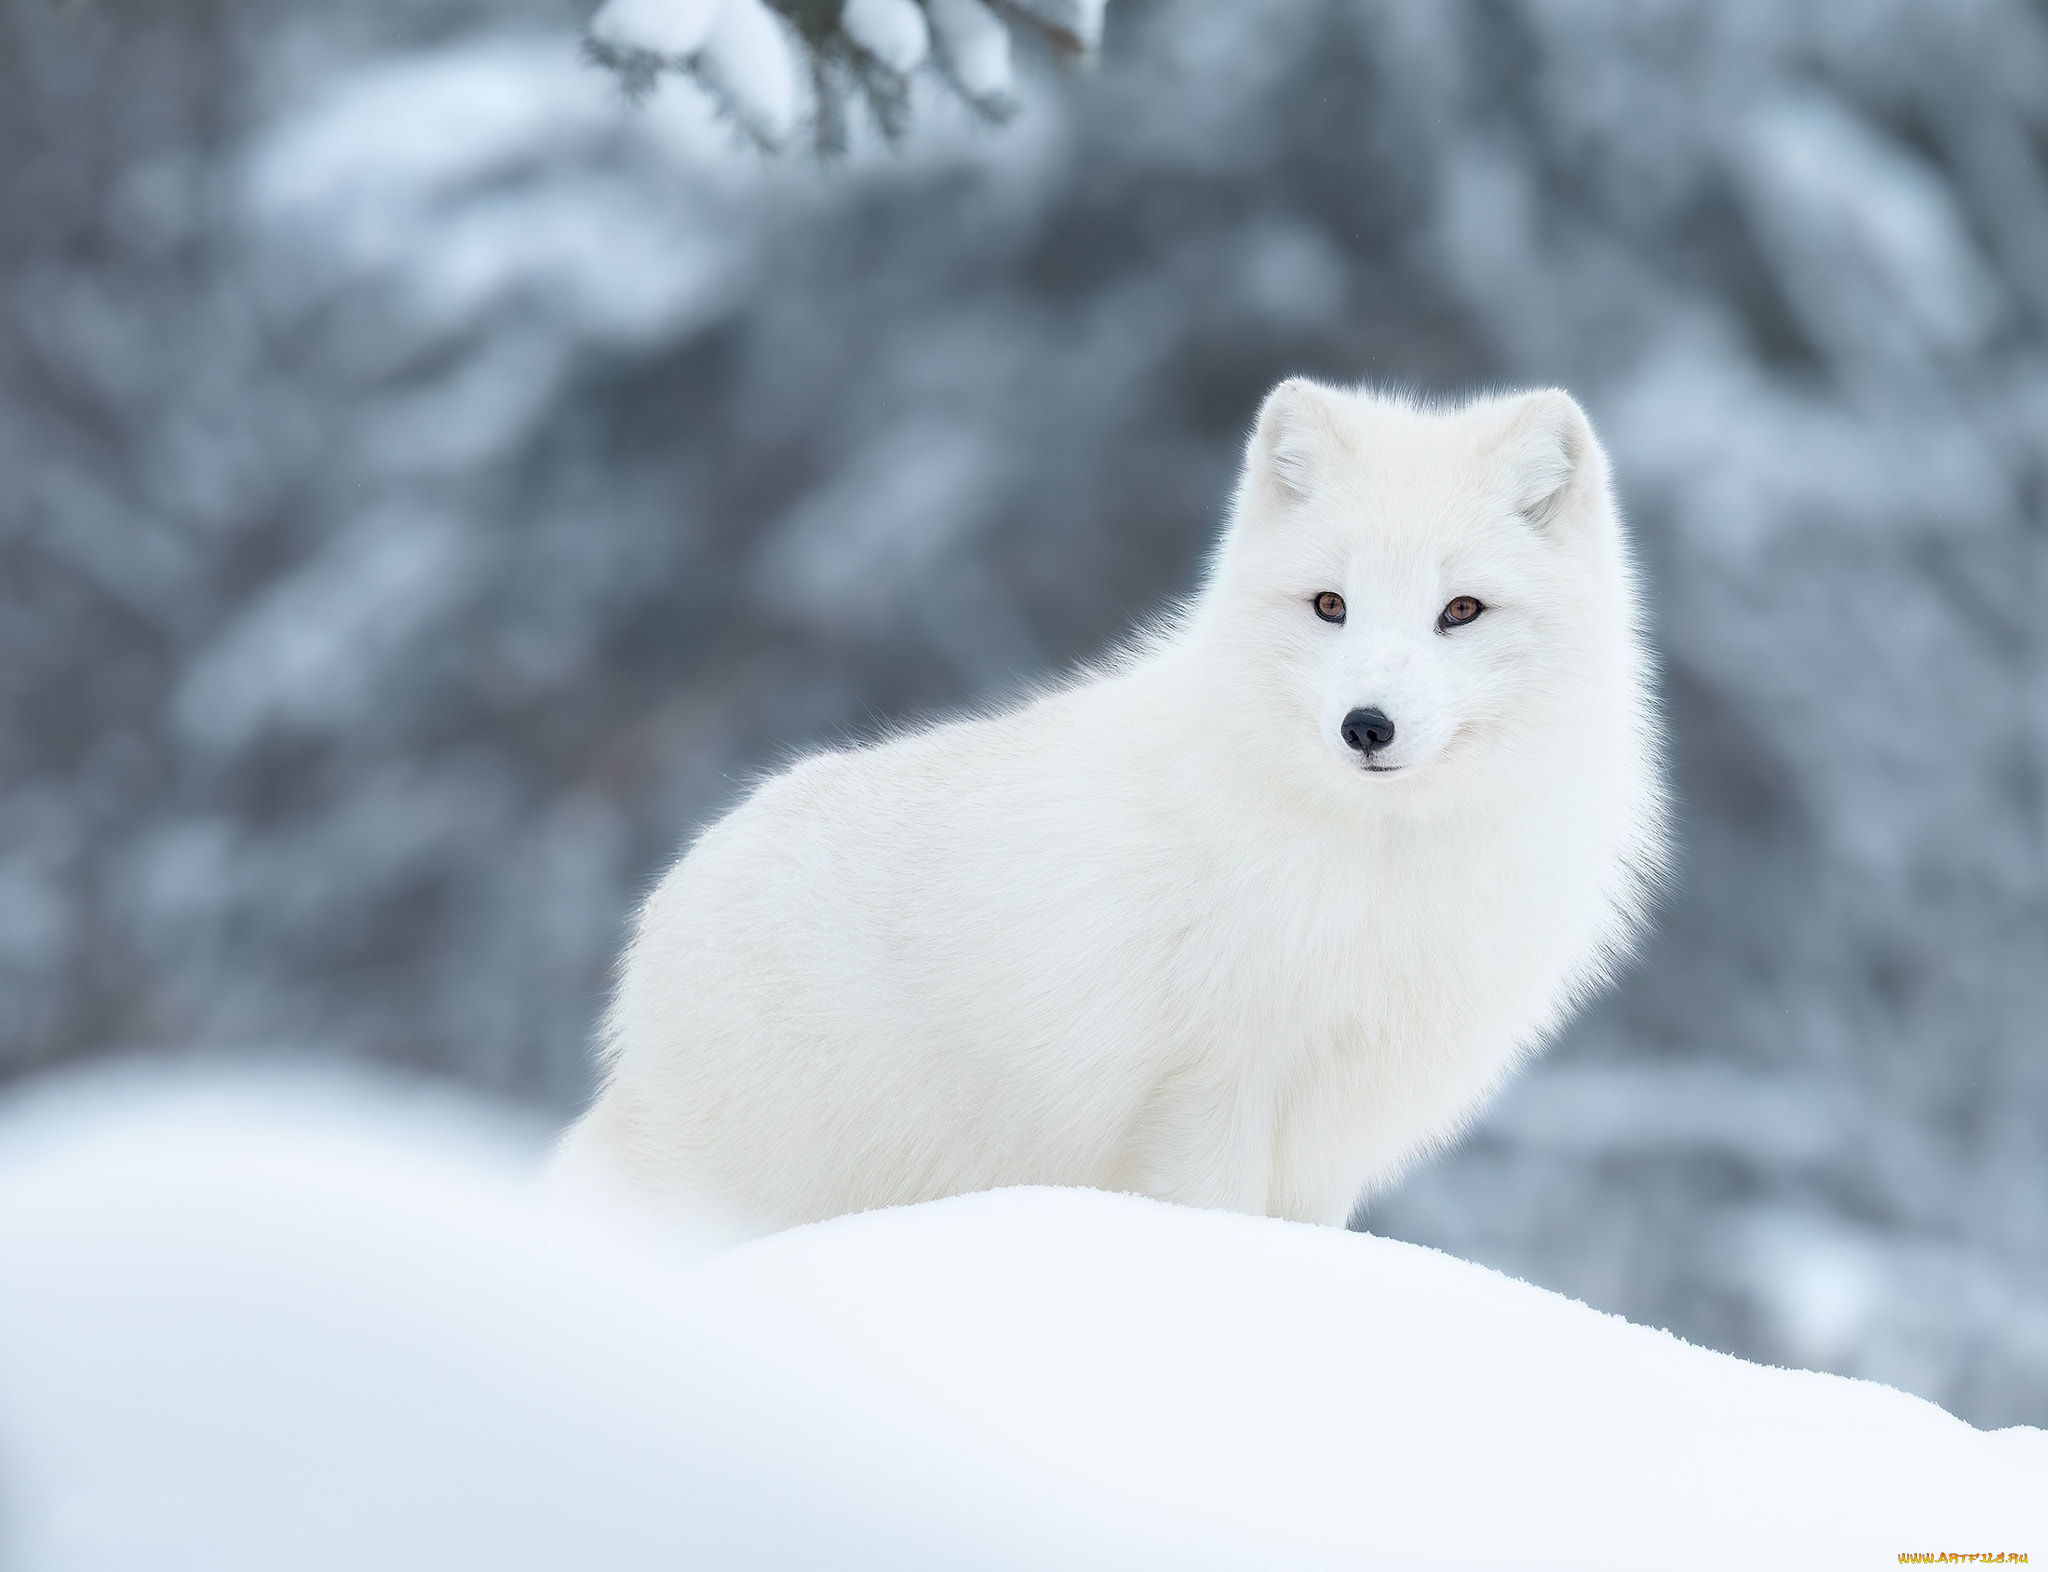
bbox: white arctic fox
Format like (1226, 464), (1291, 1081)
(558, 381), (1668, 1235)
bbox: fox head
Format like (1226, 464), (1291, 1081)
(1192, 380), (1659, 824)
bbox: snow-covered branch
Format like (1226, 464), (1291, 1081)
(581, 0), (1107, 151)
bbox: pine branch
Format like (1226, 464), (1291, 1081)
(579, 0), (1106, 153)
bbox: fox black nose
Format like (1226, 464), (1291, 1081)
(1341, 707), (1396, 755)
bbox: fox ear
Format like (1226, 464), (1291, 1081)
(1494, 388), (1599, 527)
(1248, 378), (1346, 504)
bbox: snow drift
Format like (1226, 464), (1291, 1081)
(0, 1070), (2039, 1569)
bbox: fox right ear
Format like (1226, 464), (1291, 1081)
(1492, 388), (1600, 529)
(1248, 378), (1346, 505)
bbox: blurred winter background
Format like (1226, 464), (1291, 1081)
(1, 0), (2044, 1431)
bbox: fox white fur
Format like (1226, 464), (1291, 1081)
(558, 381), (1668, 1235)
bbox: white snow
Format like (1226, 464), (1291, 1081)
(0, 1070), (2040, 1569)
(243, 36), (745, 347)
(589, 0), (725, 61)
(245, 39), (621, 226)
(588, 0), (803, 147)
(841, 0), (931, 76)
(694, 0), (803, 147)
(925, 0), (1016, 107)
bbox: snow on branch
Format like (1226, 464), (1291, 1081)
(581, 0), (1107, 152)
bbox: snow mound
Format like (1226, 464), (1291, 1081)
(0, 1072), (2039, 1569)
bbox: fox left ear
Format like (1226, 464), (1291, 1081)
(1493, 389), (1601, 528)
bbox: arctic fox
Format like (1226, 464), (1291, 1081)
(558, 381), (1668, 1235)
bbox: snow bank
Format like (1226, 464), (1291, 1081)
(0, 1070), (1093, 1572)
(0, 1072), (2038, 1569)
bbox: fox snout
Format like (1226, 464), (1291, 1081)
(1340, 707), (1396, 757)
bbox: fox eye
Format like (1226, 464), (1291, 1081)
(1313, 591), (1346, 624)
(1438, 595), (1484, 631)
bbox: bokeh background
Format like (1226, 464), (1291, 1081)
(3, 0), (2045, 1427)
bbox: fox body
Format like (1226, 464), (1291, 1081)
(559, 381), (1667, 1235)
